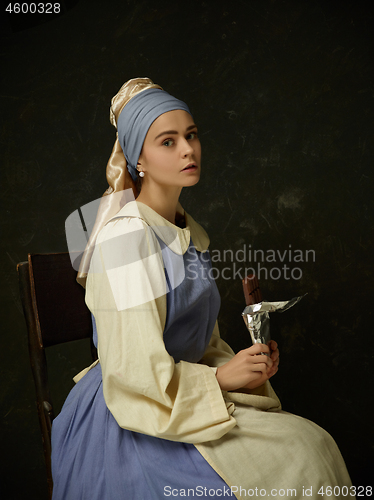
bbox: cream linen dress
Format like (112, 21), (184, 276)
(52, 200), (353, 500)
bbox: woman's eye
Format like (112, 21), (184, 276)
(162, 132), (198, 146)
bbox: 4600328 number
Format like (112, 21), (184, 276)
(5, 3), (61, 14)
(318, 485), (372, 497)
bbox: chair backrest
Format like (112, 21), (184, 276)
(17, 252), (97, 500)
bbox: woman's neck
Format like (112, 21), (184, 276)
(136, 185), (183, 225)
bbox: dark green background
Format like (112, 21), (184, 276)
(1, 0), (373, 498)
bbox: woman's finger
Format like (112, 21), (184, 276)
(270, 349), (279, 362)
(252, 354), (273, 370)
(247, 343), (270, 356)
(269, 340), (278, 351)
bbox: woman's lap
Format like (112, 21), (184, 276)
(51, 364), (233, 500)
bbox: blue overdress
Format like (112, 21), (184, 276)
(51, 232), (235, 499)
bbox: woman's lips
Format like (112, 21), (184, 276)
(182, 164), (198, 172)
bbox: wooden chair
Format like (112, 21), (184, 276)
(17, 253), (98, 500)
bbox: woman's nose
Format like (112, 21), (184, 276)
(181, 138), (194, 156)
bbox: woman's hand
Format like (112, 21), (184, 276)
(267, 340), (280, 379)
(215, 340), (280, 392)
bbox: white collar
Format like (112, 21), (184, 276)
(106, 200), (210, 255)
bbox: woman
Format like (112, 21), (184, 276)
(51, 78), (353, 499)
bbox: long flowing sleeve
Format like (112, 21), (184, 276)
(85, 215), (236, 444)
(199, 320), (236, 370)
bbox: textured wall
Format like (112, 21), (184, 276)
(1, 0), (373, 498)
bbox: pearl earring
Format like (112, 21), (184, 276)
(139, 171), (145, 178)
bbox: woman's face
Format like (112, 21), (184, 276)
(137, 109), (201, 190)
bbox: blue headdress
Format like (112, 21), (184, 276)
(116, 88), (192, 182)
